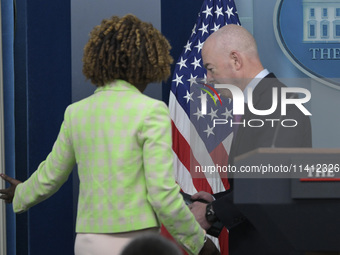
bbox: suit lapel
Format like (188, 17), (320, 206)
(229, 73), (277, 162)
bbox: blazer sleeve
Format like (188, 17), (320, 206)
(212, 182), (246, 230)
(13, 107), (76, 213)
(139, 101), (205, 255)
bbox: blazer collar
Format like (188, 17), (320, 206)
(244, 69), (270, 103)
(249, 72), (276, 107)
(252, 73), (276, 95)
(94, 79), (141, 94)
(233, 73), (277, 146)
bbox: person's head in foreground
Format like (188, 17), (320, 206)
(120, 233), (182, 255)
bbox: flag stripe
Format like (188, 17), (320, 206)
(210, 143), (230, 189)
(169, 91), (190, 144)
(172, 152), (197, 195)
(170, 91), (228, 193)
(167, 1), (242, 254)
(171, 120), (213, 193)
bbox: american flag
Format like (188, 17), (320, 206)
(168, 0), (241, 254)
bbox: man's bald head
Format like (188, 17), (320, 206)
(205, 24), (259, 59)
(202, 24), (264, 96)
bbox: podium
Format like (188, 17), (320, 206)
(233, 148), (340, 253)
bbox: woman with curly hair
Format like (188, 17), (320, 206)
(0, 14), (218, 255)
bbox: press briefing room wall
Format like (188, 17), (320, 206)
(2, 0), (340, 254)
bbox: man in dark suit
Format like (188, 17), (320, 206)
(189, 24), (312, 255)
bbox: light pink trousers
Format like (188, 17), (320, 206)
(74, 228), (160, 255)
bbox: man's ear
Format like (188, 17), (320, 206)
(230, 51), (242, 71)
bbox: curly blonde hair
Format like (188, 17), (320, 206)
(82, 14), (173, 89)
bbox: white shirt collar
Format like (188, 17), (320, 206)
(244, 69), (269, 103)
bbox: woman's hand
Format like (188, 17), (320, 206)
(0, 174), (22, 203)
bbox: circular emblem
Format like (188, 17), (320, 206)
(274, 0), (340, 89)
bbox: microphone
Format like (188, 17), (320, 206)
(271, 93), (297, 148)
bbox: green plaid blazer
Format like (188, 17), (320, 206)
(13, 80), (205, 254)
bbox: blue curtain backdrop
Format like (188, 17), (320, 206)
(2, 0), (73, 254)
(14, 0), (73, 254)
(1, 0), (16, 254)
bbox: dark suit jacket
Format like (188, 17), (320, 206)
(212, 73), (312, 255)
